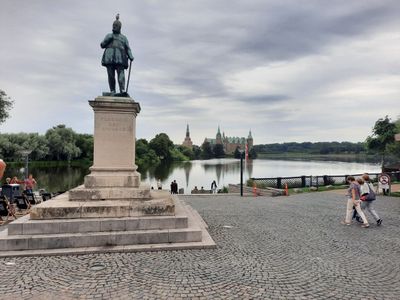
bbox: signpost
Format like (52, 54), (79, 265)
(239, 149), (244, 197)
(378, 173), (391, 195)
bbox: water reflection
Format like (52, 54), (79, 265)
(2, 158), (380, 195)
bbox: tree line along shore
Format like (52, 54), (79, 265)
(0, 116), (399, 170)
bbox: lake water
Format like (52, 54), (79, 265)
(3, 158), (380, 194)
(141, 158), (380, 193)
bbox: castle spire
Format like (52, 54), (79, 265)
(186, 124), (190, 138)
(182, 124), (193, 148)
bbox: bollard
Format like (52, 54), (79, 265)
(253, 182), (257, 197)
(284, 183), (289, 196)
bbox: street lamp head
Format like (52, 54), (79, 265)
(20, 150), (32, 156)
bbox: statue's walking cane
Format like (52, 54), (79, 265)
(126, 59), (133, 94)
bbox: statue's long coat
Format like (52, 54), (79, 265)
(101, 33), (133, 69)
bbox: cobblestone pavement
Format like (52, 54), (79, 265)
(0, 192), (399, 299)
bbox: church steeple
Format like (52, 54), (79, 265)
(247, 129), (253, 149)
(186, 124), (190, 138)
(216, 125), (221, 138)
(216, 125), (222, 144)
(182, 124), (193, 148)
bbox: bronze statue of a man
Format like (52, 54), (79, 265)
(101, 14), (134, 95)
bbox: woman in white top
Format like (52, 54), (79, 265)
(360, 174), (382, 226)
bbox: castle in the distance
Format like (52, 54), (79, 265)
(182, 124), (254, 155)
(204, 126), (253, 155)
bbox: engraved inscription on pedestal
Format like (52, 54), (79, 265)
(79, 96), (143, 192)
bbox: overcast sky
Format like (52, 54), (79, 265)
(1, 0), (399, 145)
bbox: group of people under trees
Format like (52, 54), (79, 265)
(0, 160), (37, 193)
(343, 173), (382, 228)
(0, 160), (38, 222)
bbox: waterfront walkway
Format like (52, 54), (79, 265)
(0, 192), (399, 299)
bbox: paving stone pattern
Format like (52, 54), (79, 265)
(0, 192), (399, 299)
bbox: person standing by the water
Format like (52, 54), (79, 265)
(157, 179), (162, 190)
(170, 180), (178, 194)
(211, 180), (217, 193)
(173, 180), (178, 194)
(24, 174), (37, 194)
(342, 176), (369, 228)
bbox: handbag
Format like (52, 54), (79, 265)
(366, 183), (376, 201)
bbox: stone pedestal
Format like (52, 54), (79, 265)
(70, 96), (149, 201)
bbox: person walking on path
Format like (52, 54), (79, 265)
(211, 180), (217, 194)
(342, 176), (369, 228)
(360, 174), (382, 226)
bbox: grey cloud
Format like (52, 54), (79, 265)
(238, 95), (291, 104)
(1, 0), (399, 144)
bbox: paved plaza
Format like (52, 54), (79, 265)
(0, 191), (399, 299)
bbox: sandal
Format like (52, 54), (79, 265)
(361, 223), (370, 228)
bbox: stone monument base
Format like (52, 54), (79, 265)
(30, 190), (174, 220)
(0, 94), (216, 256)
(0, 191), (216, 257)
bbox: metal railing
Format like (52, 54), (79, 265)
(251, 171), (400, 189)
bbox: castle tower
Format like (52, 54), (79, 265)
(247, 130), (253, 149)
(182, 124), (193, 148)
(216, 125), (222, 144)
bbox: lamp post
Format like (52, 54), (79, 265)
(20, 150), (32, 179)
(239, 149), (244, 197)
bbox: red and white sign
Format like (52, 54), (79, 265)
(378, 173), (390, 189)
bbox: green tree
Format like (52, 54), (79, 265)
(192, 145), (202, 160)
(233, 146), (241, 159)
(249, 147), (257, 159)
(0, 133), (49, 161)
(386, 117), (400, 158)
(0, 90), (14, 125)
(45, 124), (81, 161)
(136, 138), (160, 167)
(366, 116), (397, 168)
(170, 147), (189, 161)
(177, 145), (194, 160)
(213, 144), (225, 158)
(201, 141), (214, 159)
(75, 134), (93, 160)
(149, 133), (174, 161)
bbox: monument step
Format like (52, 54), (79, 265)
(30, 192), (175, 220)
(7, 215), (189, 236)
(0, 227), (202, 251)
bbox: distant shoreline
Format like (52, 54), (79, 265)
(256, 153), (379, 163)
